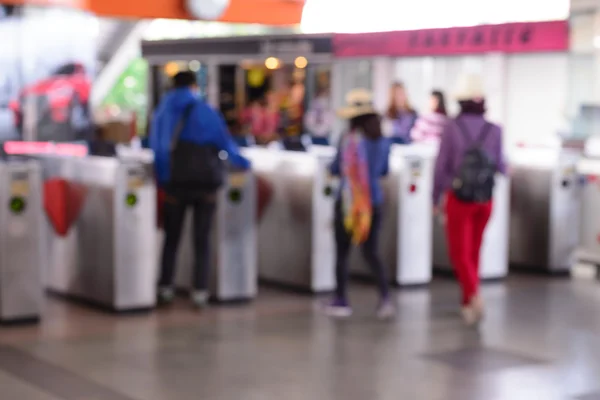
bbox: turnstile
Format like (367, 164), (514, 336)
(509, 146), (582, 274)
(576, 140), (600, 274)
(41, 154), (157, 312)
(433, 173), (511, 280)
(0, 159), (44, 323)
(243, 147), (336, 293)
(170, 170), (257, 301)
(349, 144), (435, 286)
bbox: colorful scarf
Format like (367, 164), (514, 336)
(341, 130), (372, 245)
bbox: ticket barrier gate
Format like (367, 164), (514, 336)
(170, 169), (257, 302)
(242, 147), (336, 293)
(509, 145), (582, 274)
(433, 174), (511, 280)
(41, 153), (157, 312)
(0, 159), (44, 323)
(576, 138), (600, 276)
(348, 144), (435, 286)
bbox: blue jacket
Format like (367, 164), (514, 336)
(149, 88), (250, 186)
(330, 136), (390, 206)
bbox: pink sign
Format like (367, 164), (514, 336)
(333, 20), (569, 58)
(4, 141), (88, 157)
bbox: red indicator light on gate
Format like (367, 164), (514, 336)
(409, 184), (417, 193)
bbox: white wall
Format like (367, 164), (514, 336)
(504, 54), (569, 143)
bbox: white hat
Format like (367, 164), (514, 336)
(337, 88), (377, 119)
(454, 74), (485, 101)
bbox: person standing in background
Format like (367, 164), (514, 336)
(411, 90), (448, 144)
(325, 89), (393, 319)
(278, 80), (306, 150)
(433, 75), (507, 326)
(240, 98), (266, 146)
(384, 82), (417, 144)
(304, 88), (334, 145)
(262, 91), (280, 144)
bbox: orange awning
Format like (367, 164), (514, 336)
(1, 0), (305, 25)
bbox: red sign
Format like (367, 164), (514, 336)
(333, 20), (569, 58)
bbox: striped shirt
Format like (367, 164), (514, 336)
(410, 112), (448, 143)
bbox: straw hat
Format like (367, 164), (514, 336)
(454, 74), (485, 101)
(337, 88), (377, 119)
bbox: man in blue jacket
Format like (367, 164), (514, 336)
(150, 71), (250, 308)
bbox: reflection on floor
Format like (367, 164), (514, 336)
(0, 275), (599, 400)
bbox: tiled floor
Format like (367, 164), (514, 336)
(0, 275), (599, 400)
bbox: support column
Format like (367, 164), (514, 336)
(484, 53), (507, 128)
(371, 57), (394, 114)
(593, 12), (600, 104)
(206, 58), (219, 109)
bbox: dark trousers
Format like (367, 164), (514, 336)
(158, 192), (216, 291)
(334, 202), (389, 301)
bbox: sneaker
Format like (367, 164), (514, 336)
(470, 295), (485, 324)
(157, 287), (175, 306)
(191, 290), (209, 309)
(461, 304), (477, 326)
(376, 299), (395, 319)
(324, 298), (352, 318)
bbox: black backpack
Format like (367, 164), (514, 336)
(169, 102), (225, 193)
(452, 120), (496, 203)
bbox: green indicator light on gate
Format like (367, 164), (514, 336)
(125, 193), (138, 207)
(228, 188), (243, 204)
(9, 196), (26, 214)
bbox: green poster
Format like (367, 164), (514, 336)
(102, 58), (148, 136)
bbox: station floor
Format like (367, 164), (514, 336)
(0, 271), (599, 400)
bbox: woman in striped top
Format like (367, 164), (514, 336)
(410, 90), (448, 144)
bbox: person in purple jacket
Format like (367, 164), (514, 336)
(433, 75), (507, 326)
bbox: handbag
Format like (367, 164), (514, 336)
(169, 102), (225, 192)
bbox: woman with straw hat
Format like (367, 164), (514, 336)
(325, 88), (394, 319)
(433, 74), (507, 326)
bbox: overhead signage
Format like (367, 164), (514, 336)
(260, 40), (314, 55)
(333, 20), (569, 58)
(143, 36), (331, 59)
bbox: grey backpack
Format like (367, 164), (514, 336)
(452, 120), (496, 203)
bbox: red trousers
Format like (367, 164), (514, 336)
(444, 192), (492, 305)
